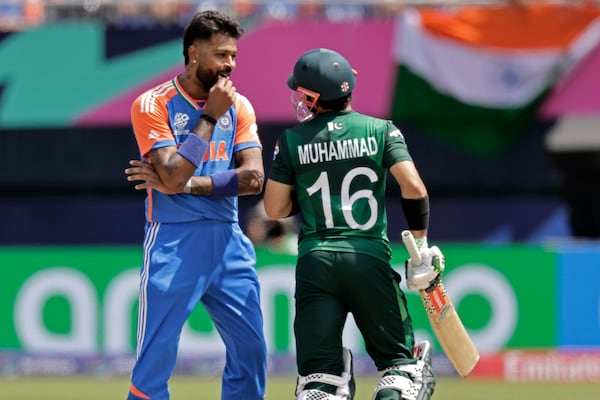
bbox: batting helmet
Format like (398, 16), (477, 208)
(287, 48), (356, 102)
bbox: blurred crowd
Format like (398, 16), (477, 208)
(0, 0), (574, 31)
(245, 200), (299, 254)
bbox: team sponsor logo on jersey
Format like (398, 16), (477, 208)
(202, 140), (230, 162)
(327, 121), (343, 131)
(297, 137), (378, 165)
(173, 112), (190, 134)
(389, 129), (404, 139)
(176, 138), (230, 161)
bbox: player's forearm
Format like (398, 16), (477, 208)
(411, 229), (428, 240)
(183, 168), (263, 197)
(169, 116), (218, 175)
(183, 175), (213, 195)
(263, 180), (294, 219)
(191, 115), (217, 142)
(149, 151), (198, 193)
(264, 202), (292, 220)
(390, 161), (428, 199)
(399, 175), (428, 200)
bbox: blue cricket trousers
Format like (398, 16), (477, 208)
(128, 220), (267, 400)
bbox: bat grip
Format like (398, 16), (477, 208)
(401, 230), (422, 264)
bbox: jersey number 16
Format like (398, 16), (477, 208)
(306, 167), (379, 231)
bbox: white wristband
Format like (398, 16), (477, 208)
(183, 179), (192, 194)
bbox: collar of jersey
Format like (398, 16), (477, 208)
(172, 77), (207, 111)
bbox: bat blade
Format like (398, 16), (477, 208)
(401, 230), (480, 377)
(419, 279), (480, 377)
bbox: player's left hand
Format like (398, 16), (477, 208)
(125, 160), (176, 194)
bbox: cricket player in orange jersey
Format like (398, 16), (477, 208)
(125, 10), (267, 400)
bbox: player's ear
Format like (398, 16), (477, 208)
(187, 45), (196, 64)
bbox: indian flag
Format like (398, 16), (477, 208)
(391, 4), (600, 157)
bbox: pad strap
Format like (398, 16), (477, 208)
(297, 372), (349, 391)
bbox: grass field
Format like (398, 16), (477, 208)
(1, 375), (599, 399)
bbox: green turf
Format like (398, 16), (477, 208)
(0, 375), (599, 399)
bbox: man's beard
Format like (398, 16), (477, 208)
(195, 68), (217, 92)
(195, 67), (231, 91)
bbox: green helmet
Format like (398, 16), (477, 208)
(287, 48), (356, 102)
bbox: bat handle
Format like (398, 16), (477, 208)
(401, 230), (422, 265)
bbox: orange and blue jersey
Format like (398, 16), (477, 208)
(128, 76), (267, 400)
(130, 77), (262, 223)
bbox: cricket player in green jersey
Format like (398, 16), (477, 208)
(264, 48), (445, 400)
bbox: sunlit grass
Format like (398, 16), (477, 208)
(0, 375), (598, 400)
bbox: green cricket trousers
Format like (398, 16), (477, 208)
(294, 250), (416, 377)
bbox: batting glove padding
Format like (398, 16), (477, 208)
(405, 245), (445, 291)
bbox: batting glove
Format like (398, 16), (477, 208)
(405, 240), (445, 290)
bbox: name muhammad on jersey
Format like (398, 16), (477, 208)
(298, 137), (378, 165)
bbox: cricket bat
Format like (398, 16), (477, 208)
(401, 230), (480, 377)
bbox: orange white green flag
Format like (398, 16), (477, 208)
(390, 4), (600, 157)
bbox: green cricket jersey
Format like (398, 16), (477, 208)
(269, 110), (413, 262)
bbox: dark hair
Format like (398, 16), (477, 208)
(318, 94), (352, 111)
(183, 10), (245, 65)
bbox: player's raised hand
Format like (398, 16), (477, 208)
(125, 159), (177, 194)
(204, 75), (236, 120)
(406, 245), (445, 290)
(402, 231), (445, 290)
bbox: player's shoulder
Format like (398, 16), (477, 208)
(284, 120), (314, 138)
(132, 79), (178, 110)
(351, 111), (391, 125)
(233, 92), (256, 115)
(351, 111), (400, 132)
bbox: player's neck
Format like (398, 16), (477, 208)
(316, 104), (352, 116)
(177, 74), (209, 101)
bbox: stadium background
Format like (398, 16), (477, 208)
(1, 0), (600, 388)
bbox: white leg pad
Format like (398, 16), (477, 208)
(372, 374), (420, 400)
(297, 389), (346, 400)
(296, 347), (353, 400)
(373, 341), (435, 400)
